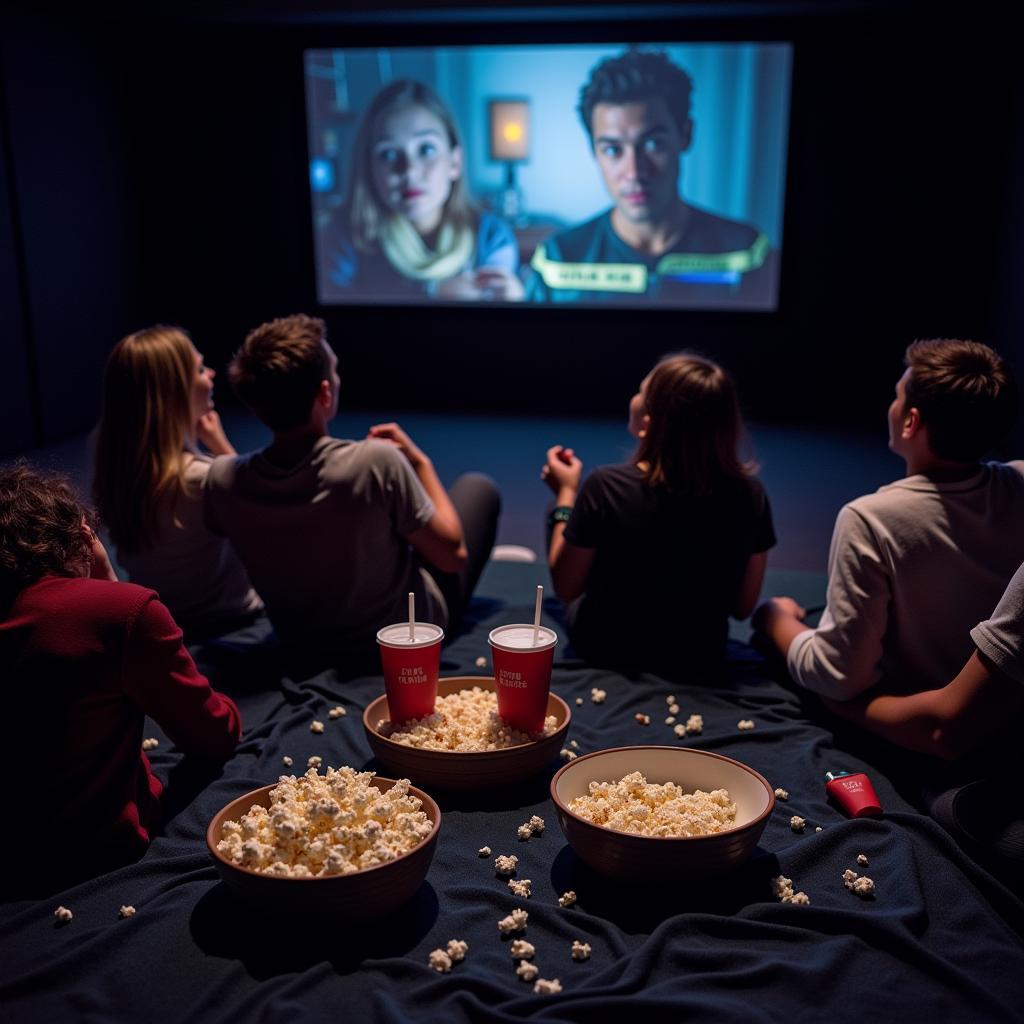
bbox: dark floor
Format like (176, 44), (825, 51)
(13, 408), (900, 575)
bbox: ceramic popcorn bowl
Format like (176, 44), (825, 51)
(363, 676), (571, 790)
(551, 746), (774, 881)
(206, 776), (441, 922)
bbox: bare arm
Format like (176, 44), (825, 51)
(369, 423), (467, 575)
(752, 595), (810, 650)
(733, 552), (768, 619)
(541, 445), (594, 601)
(823, 651), (1024, 760)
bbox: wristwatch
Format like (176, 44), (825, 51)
(548, 505), (573, 526)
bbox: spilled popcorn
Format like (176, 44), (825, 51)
(378, 688), (556, 751)
(474, 656), (488, 669)
(282, 756), (293, 767)
(673, 724), (687, 738)
(634, 713), (651, 726)
(307, 756), (322, 768)
(685, 714), (704, 735)
(558, 890), (577, 908)
(560, 748), (577, 761)
(516, 960), (539, 981)
(668, 703), (680, 715)
(118, 905), (136, 919)
(508, 878), (532, 898)
(571, 940), (591, 961)
(790, 816), (806, 832)
(568, 771), (736, 837)
(447, 939), (468, 963)
(517, 825), (532, 841)
(534, 978), (562, 995)
(141, 738), (159, 751)
(478, 846), (491, 858)
(590, 688), (607, 704)
(575, 698), (584, 707)
(842, 869), (875, 897)
(498, 909), (528, 934)
(771, 875), (810, 905)
(328, 706), (346, 719)
(665, 716), (676, 725)
(310, 720), (325, 734)
(428, 949), (452, 973)
(494, 854), (518, 876)
(510, 939), (535, 960)
(54, 906), (73, 923)
(737, 720), (755, 731)
(569, 740), (579, 750)
(774, 788), (789, 801)
(857, 853), (869, 866)
(527, 815), (545, 835)
(215, 766), (432, 878)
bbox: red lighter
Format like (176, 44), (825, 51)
(825, 770), (882, 818)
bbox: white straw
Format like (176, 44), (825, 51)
(532, 585), (543, 646)
(408, 591), (415, 641)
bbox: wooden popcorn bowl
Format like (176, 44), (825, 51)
(551, 746), (774, 881)
(363, 676), (571, 790)
(206, 776), (440, 923)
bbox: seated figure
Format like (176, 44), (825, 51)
(0, 464), (241, 889)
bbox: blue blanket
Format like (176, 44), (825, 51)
(2, 562), (1022, 1023)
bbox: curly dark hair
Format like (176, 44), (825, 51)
(577, 48), (693, 143)
(0, 462), (95, 603)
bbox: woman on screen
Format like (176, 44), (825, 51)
(323, 79), (523, 303)
(93, 327), (261, 633)
(540, 352), (775, 676)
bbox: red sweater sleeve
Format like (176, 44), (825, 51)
(121, 594), (242, 758)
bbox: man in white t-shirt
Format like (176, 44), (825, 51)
(755, 338), (1024, 701)
(204, 314), (499, 659)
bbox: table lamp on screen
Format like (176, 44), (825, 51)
(489, 98), (530, 223)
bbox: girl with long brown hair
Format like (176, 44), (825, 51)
(540, 352), (775, 674)
(93, 326), (261, 631)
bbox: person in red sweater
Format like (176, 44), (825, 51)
(0, 463), (241, 890)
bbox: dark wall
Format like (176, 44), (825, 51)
(0, 10), (145, 453)
(1, 4), (1021, 455)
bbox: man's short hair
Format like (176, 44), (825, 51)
(904, 339), (1018, 462)
(229, 314), (330, 432)
(577, 48), (693, 143)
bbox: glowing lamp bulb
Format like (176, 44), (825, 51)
(503, 123), (523, 143)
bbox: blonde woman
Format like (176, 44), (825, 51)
(322, 79), (523, 302)
(93, 326), (261, 631)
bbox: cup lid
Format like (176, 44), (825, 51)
(376, 622), (444, 649)
(487, 624), (558, 652)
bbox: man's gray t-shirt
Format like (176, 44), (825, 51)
(971, 561), (1024, 686)
(204, 436), (441, 654)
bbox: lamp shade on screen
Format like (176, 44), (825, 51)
(489, 99), (530, 161)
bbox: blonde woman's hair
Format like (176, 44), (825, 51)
(93, 326), (196, 553)
(634, 352), (754, 495)
(346, 79), (476, 252)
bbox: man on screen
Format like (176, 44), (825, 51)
(527, 49), (776, 307)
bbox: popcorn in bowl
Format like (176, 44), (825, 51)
(377, 687), (556, 751)
(567, 771), (737, 838)
(215, 766), (432, 878)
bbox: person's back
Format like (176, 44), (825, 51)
(205, 436), (438, 654)
(566, 464), (771, 672)
(818, 462), (1024, 694)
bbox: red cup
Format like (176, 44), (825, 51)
(488, 624), (558, 734)
(376, 622), (444, 723)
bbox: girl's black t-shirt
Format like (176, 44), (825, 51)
(563, 463), (775, 676)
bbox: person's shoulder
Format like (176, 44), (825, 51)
(683, 203), (763, 251)
(538, 211), (612, 260)
(22, 576), (156, 621)
(204, 452), (247, 490)
(477, 210), (515, 246)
